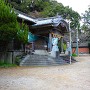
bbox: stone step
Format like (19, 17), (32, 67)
(20, 54), (76, 66)
(20, 61), (67, 66)
(20, 55), (66, 66)
(21, 63), (67, 66)
(21, 60), (67, 64)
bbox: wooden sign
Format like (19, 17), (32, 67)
(51, 33), (63, 39)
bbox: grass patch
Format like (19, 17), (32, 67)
(0, 63), (17, 68)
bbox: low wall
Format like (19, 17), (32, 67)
(0, 51), (24, 64)
(72, 47), (89, 54)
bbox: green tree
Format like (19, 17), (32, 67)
(82, 5), (90, 25)
(0, 0), (29, 64)
(40, 1), (81, 29)
(0, 0), (19, 44)
(0, 0), (19, 63)
(9, 0), (81, 29)
(81, 24), (89, 31)
(0, 0), (29, 50)
(16, 22), (29, 44)
(81, 5), (90, 31)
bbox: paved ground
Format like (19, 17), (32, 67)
(0, 56), (90, 90)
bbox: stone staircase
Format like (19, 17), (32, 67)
(20, 54), (70, 66)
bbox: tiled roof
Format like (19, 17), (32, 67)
(32, 15), (69, 32)
(34, 16), (63, 26)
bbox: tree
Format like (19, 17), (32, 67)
(16, 22), (29, 44)
(81, 24), (89, 31)
(41, 2), (81, 29)
(0, 0), (19, 44)
(0, 0), (29, 50)
(82, 5), (90, 25)
(0, 0), (29, 64)
(9, 0), (81, 29)
(81, 5), (90, 31)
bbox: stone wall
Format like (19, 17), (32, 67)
(0, 51), (24, 64)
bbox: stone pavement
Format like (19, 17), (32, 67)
(0, 56), (90, 90)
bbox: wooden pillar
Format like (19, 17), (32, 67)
(49, 33), (52, 52)
(32, 42), (35, 52)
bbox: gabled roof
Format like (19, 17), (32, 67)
(15, 9), (69, 35)
(31, 15), (69, 35)
(32, 16), (69, 31)
(33, 16), (63, 26)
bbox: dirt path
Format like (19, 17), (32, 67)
(0, 56), (90, 90)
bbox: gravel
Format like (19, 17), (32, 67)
(0, 56), (90, 90)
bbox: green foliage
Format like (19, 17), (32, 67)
(0, 0), (19, 42)
(35, 0), (81, 28)
(0, 63), (17, 68)
(15, 56), (21, 65)
(0, 22), (20, 42)
(16, 22), (29, 44)
(81, 24), (89, 31)
(15, 53), (26, 65)
(0, 0), (29, 44)
(63, 43), (67, 51)
(81, 5), (90, 31)
(9, 0), (81, 29)
(82, 5), (90, 25)
(72, 53), (77, 57)
(58, 41), (67, 52)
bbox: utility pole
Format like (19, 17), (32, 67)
(69, 21), (72, 64)
(76, 27), (79, 56)
(66, 17), (72, 64)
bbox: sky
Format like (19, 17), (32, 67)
(56, 0), (90, 15)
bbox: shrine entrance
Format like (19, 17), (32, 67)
(20, 16), (76, 66)
(28, 16), (69, 56)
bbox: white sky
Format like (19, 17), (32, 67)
(56, 0), (90, 15)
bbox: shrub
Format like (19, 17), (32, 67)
(72, 53), (77, 57)
(15, 56), (21, 65)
